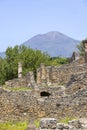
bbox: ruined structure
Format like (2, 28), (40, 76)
(37, 63), (87, 86)
(5, 40), (87, 88)
(5, 71), (35, 88)
(1, 39), (87, 126)
(70, 51), (80, 62)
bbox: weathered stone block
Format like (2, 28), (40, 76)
(40, 118), (57, 129)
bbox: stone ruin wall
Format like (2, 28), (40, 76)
(1, 84), (87, 122)
(5, 62), (87, 88)
(1, 41), (87, 123)
(5, 40), (87, 88)
(5, 71), (35, 88)
(5, 61), (35, 88)
(37, 63), (87, 86)
(36, 40), (87, 86)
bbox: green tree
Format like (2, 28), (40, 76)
(49, 57), (68, 66)
(5, 45), (50, 80)
(0, 45), (69, 85)
(77, 41), (84, 56)
(5, 45), (19, 80)
(77, 38), (87, 56)
(0, 58), (6, 84)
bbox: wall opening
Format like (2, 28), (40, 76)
(40, 91), (51, 97)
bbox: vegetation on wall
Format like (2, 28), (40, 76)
(77, 38), (87, 56)
(0, 45), (68, 85)
(77, 41), (84, 56)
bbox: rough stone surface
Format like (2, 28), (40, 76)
(1, 83), (87, 122)
(66, 72), (87, 94)
(40, 118), (57, 129)
(38, 118), (87, 130)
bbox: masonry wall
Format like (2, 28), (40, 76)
(1, 84), (87, 122)
(5, 61), (87, 88)
(5, 71), (35, 88)
(37, 63), (87, 86)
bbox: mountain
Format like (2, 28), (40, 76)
(0, 31), (80, 58)
(22, 31), (80, 57)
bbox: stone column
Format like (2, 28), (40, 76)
(46, 67), (51, 86)
(18, 62), (22, 78)
(29, 71), (35, 83)
(83, 39), (87, 63)
(26, 71), (35, 87)
(50, 66), (57, 84)
(40, 63), (47, 84)
(37, 68), (41, 84)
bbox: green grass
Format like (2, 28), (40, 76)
(3, 85), (32, 91)
(7, 87), (32, 91)
(59, 117), (76, 124)
(0, 121), (28, 130)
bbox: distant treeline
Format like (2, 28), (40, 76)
(0, 45), (68, 85)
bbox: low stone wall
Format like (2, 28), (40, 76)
(37, 63), (87, 86)
(5, 71), (35, 88)
(5, 77), (27, 88)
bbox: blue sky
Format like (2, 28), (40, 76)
(0, 0), (87, 52)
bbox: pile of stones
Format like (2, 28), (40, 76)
(27, 118), (87, 130)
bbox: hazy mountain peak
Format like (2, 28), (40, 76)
(44, 31), (63, 40)
(0, 31), (80, 58)
(22, 31), (80, 57)
(45, 31), (64, 36)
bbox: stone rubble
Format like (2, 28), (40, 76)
(38, 118), (87, 130)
